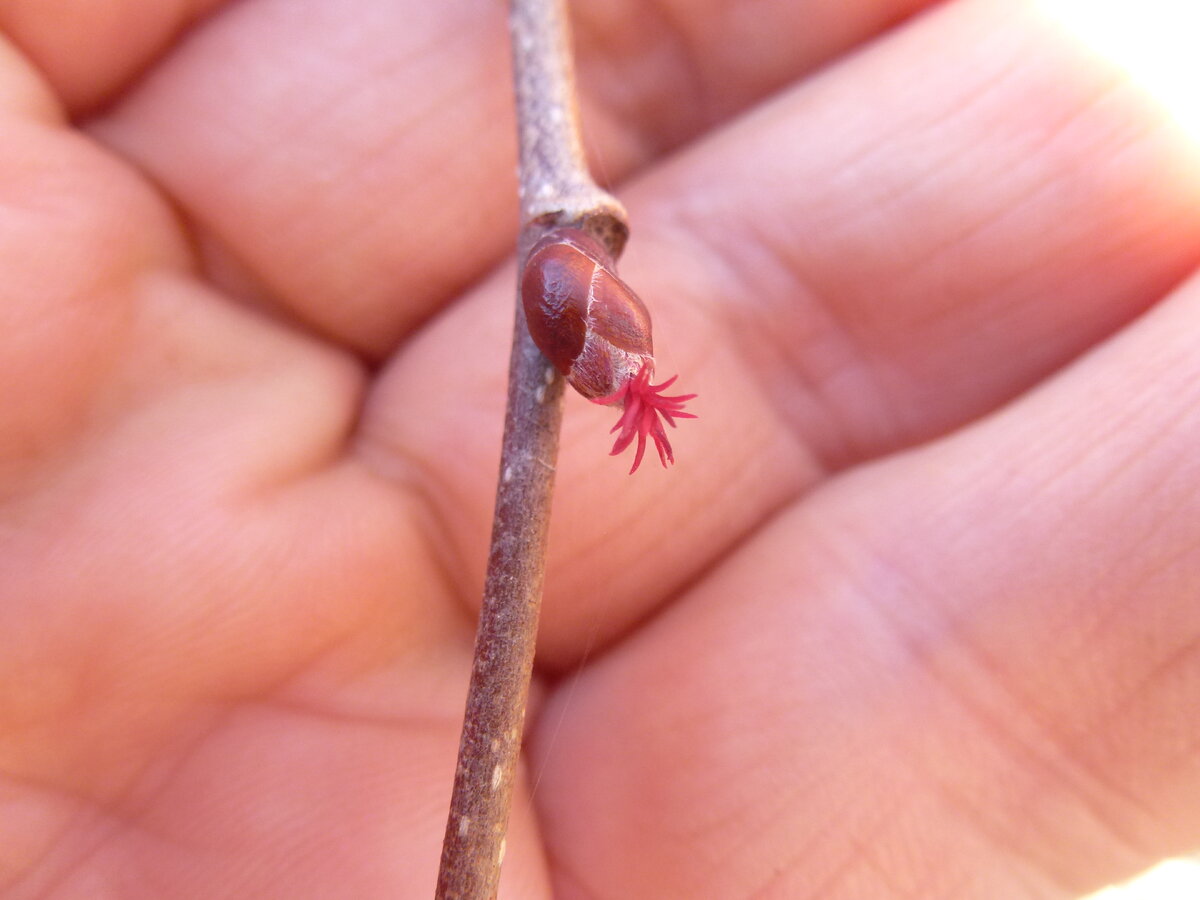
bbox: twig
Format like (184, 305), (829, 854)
(434, 0), (627, 897)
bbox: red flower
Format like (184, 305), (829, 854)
(596, 362), (696, 473)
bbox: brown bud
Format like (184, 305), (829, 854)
(519, 227), (695, 473)
(520, 228), (653, 399)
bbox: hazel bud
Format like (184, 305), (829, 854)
(521, 228), (695, 472)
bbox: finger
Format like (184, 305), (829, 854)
(91, 0), (937, 356)
(528, 267), (1200, 899)
(0, 0), (226, 112)
(0, 21), (489, 892)
(0, 42), (474, 887)
(363, 0), (1200, 667)
(0, 41), (188, 472)
(0, 31), (459, 814)
(14, 700), (552, 899)
(572, 0), (934, 169)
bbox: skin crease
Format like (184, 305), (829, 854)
(0, 0), (1199, 897)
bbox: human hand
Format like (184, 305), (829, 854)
(2, 1), (1198, 896)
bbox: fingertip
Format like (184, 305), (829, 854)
(0, 0), (228, 113)
(0, 35), (63, 122)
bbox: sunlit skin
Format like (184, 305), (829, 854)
(1, 0), (1199, 897)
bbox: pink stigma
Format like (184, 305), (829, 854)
(594, 362), (697, 473)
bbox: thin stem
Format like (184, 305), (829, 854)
(434, 0), (627, 897)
